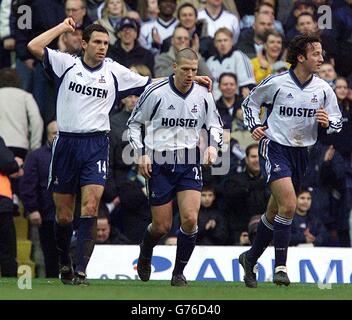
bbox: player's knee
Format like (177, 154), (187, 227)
(153, 222), (172, 236)
(181, 215), (198, 232)
(279, 203), (296, 219)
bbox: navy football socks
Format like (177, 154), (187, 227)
(273, 214), (292, 268)
(75, 216), (97, 275)
(173, 227), (198, 275)
(54, 219), (73, 266)
(140, 224), (163, 259)
(246, 214), (273, 265)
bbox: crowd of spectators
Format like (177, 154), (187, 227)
(0, 0), (351, 277)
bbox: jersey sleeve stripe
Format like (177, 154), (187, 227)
(137, 79), (169, 109)
(204, 99), (208, 115)
(242, 98), (256, 129)
(256, 71), (289, 88)
(149, 99), (162, 120)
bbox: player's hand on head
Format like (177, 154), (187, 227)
(138, 155), (152, 179)
(203, 146), (217, 167)
(61, 17), (76, 33)
(251, 126), (267, 141)
(315, 106), (329, 128)
(194, 76), (212, 92)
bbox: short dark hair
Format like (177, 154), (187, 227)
(255, 1), (275, 13)
(219, 72), (238, 84)
(245, 143), (259, 157)
(175, 47), (198, 64)
(287, 34), (321, 68)
(297, 188), (312, 197)
(97, 208), (111, 224)
(0, 68), (21, 88)
(177, 2), (197, 19)
(82, 24), (109, 43)
(296, 12), (316, 24)
(202, 185), (216, 195)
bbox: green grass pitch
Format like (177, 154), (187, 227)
(0, 278), (351, 300)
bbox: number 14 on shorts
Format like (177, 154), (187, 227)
(97, 160), (107, 173)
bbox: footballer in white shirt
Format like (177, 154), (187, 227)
(27, 18), (212, 286)
(28, 19), (151, 286)
(127, 48), (223, 287)
(239, 34), (342, 288)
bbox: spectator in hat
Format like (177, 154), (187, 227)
(107, 17), (155, 74)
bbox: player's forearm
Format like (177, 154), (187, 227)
(127, 126), (144, 154)
(27, 23), (67, 61)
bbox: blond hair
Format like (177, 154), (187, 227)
(102, 0), (128, 19)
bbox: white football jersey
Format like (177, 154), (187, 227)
(206, 48), (256, 100)
(127, 77), (223, 153)
(43, 47), (150, 133)
(198, 8), (240, 44)
(242, 69), (343, 147)
(140, 18), (179, 52)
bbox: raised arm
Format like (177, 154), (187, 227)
(27, 18), (75, 61)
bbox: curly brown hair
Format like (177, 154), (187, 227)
(287, 34), (321, 68)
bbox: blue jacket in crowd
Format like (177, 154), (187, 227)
(303, 141), (349, 231)
(19, 143), (55, 221)
(290, 213), (329, 247)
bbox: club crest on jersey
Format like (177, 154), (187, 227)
(311, 94), (318, 103)
(191, 104), (198, 113)
(99, 75), (106, 83)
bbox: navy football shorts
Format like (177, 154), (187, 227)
(48, 131), (108, 194)
(258, 137), (308, 193)
(147, 161), (203, 206)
